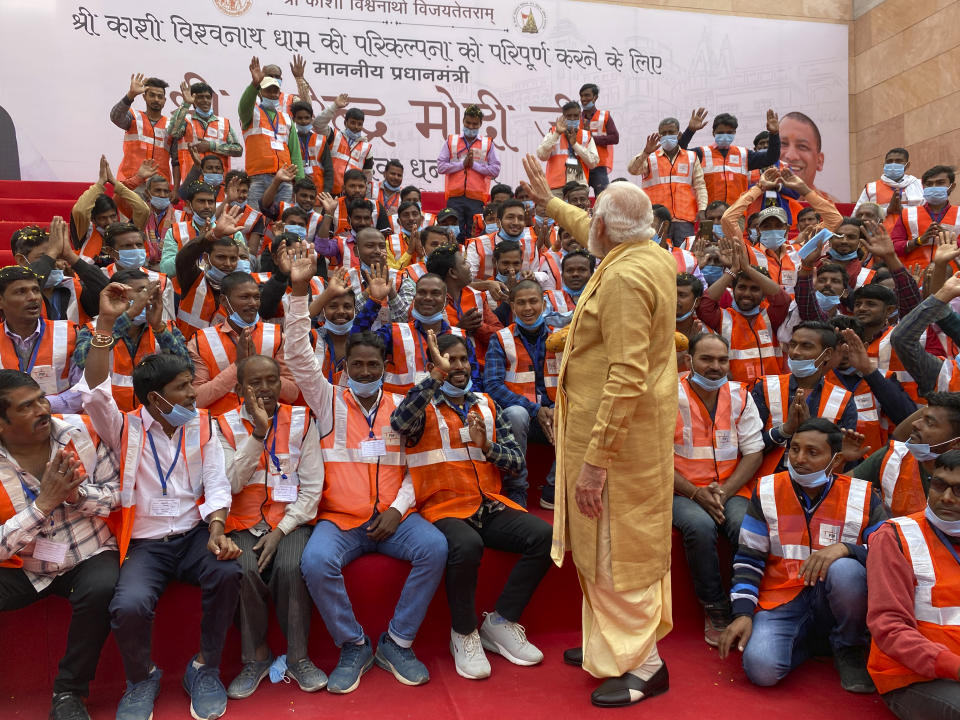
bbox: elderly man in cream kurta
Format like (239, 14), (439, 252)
(520, 156), (677, 708)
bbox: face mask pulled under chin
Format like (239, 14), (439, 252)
(786, 455), (836, 488)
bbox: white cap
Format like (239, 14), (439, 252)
(259, 77), (280, 90)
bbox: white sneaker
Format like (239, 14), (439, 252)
(449, 629), (491, 680)
(478, 613), (544, 666)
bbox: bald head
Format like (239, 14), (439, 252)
(589, 183), (654, 256)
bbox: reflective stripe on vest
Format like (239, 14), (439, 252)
(384, 323), (418, 388)
(405, 397), (495, 468)
(893, 515), (960, 625)
(674, 378), (743, 464)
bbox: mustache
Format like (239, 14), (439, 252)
(34, 414), (51, 430)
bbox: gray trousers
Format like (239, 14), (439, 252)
(231, 525), (313, 663)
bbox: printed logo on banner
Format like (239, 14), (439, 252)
(213, 0), (253, 17)
(514, 3), (546, 34)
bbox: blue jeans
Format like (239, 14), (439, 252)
(501, 405), (555, 508)
(587, 166), (609, 197)
(247, 173), (292, 212)
(742, 557), (868, 687)
(300, 513), (447, 647)
(672, 494), (748, 606)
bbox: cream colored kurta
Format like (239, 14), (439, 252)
(547, 198), (678, 593)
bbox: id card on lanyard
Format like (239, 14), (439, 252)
(358, 395), (386, 457)
(20, 475), (68, 563)
(147, 428), (184, 517)
(266, 412), (298, 502)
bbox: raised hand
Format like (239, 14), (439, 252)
(555, 115), (567, 134)
(687, 107), (709, 132)
(276, 163), (297, 183)
(839, 328), (873, 375)
(779, 166), (809, 195)
(243, 384), (271, 438)
(146, 282), (164, 332)
(179, 80), (195, 106)
(642, 132), (661, 156)
(318, 192), (338, 215)
(126, 280), (158, 320)
(758, 166), (782, 191)
(426, 328), (452, 374)
(97, 154), (110, 186)
(188, 144), (203, 167)
(290, 53), (307, 79)
(861, 220), (896, 260)
(213, 204), (243, 239)
(249, 56), (264, 86)
(235, 327), (255, 362)
(127, 73), (146, 100)
(289, 242), (319, 287)
(99, 282), (135, 321)
(406, 229), (422, 259)
(136, 158), (159, 180)
(836, 428), (871, 468)
(467, 408), (489, 450)
(766, 108), (780, 133)
(334, 92), (349, 109)
(934, 231), (960, 266)
(326, 267), (351, 297)
(364, 262), (390, 301)
(783, 389), (809, 435)
(886, 190), (902, 219)
(519, 154), (554, 209)
(935, 272), (960, 302)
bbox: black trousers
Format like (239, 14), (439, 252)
(434, 508), (552, 635)
(884, 680), (960, 720)
(0, 550), (119, 696)
(109, 525), (242, 683)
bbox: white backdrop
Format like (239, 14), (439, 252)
(1, 0), (850, 198)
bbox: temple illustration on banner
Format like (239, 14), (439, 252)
(521, 10), (538, 33)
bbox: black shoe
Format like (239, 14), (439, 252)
(833, 646), (876, 694)
(590, 663), (669, 708)
(563, 647), (583, 667)
(49, 692), (90, 720)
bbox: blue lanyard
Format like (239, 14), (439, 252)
(19, 477), (37, 503)
(146, 428), (183, 496)
(264, 105), (280, 138)
(266, 412), (288, 480)
(19, 321), (45, 374)
(451, 294), (464, 319)
(413, 324), (432, 369)
(358, 394), (382, 438)
(325, 336), (338, 384)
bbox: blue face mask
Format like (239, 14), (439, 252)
(690, 372), (728, 391)
(749, 228), (759, 243)
(485, 223), (498, 234)
(924, 186), (950, 204)
(676, 309), (694, 321)
(815, 291), (841, 311)
(828, 247), (858, 262)
(713, 224), (725, 239)
(347, 374), (383, 398)
(759, 229), (788, 249)
(203, 173), (223, 187)
(516, 313), (546, 331)
(884, 163), (905, 182)
(562, 283), (583, 299)
(441, 378), (472, 398)
(787, 350), (826, 379)
(495, 272), (512, 284)
(535, 215), (554, 228)
(462, 127), (479, 140)
(193, 106), (214, 120)
(132, 308), (148, 326)
(906, 436), (960, 462)
(116, 248), (146, 269)
(323, 318), (354, 335)
(150, 196), (171, 211)
(226, 297), (259, 329)
(836, 365), (859, 375)
(411, 307), (444, 325)
(235, 259), (251, 274)
(714, 133), (736, 149)
(284, 224), (307, 239)
(205, 265), (227, 285)
(155, 394), (198, 427)
(925, 505), (960, 537)
(260, 97), (279, 110)
(582, 101), (595, 111)
(296, 123), (313, 134)
(343, 127), (362, 144)
(786, 455), (835, 489)
(522, 200), (535, 211)
(701, 265), (724, 285)
(732, 299), (760, 317)
(659, 135), (678, 152)
(45, 268), (64, 289)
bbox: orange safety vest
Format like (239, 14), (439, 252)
(218, 404), (312, 532)
(937, 357), (960, 393)
(756, 374), (852, 477)
(861, 180), (901, 207)
(102, 264), (175, 323)
(115, 408), (211, 563)
(377, 184), (402, 217)
(277, 201), (324, 241)
(701, 145), (750, 205)
(235, 205), (263, 239)
(119, 111), (171, 183)
(329, 129), (372, 195)
(104, 324), (167, 412)
(194, 322), (281, 415)
(543, 289), (576, 315)
(746, 244), (800, 296)
(395, 261), (427, 290)
(674, 376), (755, 498)
(444, 286), (485, 331)
(867, 512), (960, 694)
(0, 319), (77, 393)
(404, 393), (521, 522)
(178, 115), (233, 178)
(755, 471), (872, 610)
(494, 325), (558, 404)
(0, 414), (102, 568)
(718, 304), (782, 385)
(443, 134), (493, 202)
(386, 233), (410, 267)
(243, 104), (292, 177)
(877, 441), (927, 517)
(298, 129), (328, 189)
(672, 247), (698, 274)
(641, 149), (699, 222)
(900, 205), (960, 267)
(468, 229), (539, 281)
(382, 323), (465, 394)
(580, 110), (613, 170)
(824, 369), (887, 456)
(79, 225), (107, 260)
(176, 275), (223, 341)
(169, 219), (203, 253)
(317, 388), (407, 530)
(868, 325), (921, 403)
(540, 251), (562, 288)
(545, 128), (591, 190)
